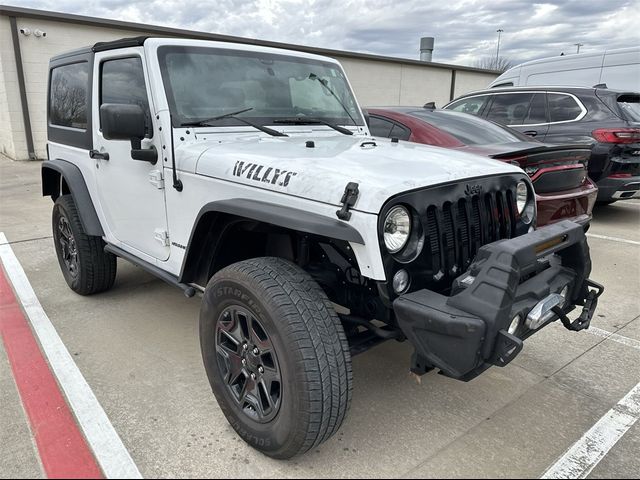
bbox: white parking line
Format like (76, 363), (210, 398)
(587, 326), (640, 351)
(0, 232), (143, 479)
(586, 233), (640, 246)
(541, 381), (640, 479)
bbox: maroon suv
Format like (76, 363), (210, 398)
(365, 107), (598, 227)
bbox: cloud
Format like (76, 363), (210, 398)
(8, 0), (640, 67)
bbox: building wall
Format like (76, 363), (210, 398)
(0, 16), (20, 159)
(338, 58), (456, 107)
(453, 70), (499, 100)
(0, 12), (498, 160)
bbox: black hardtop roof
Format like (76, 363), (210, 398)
(50, 36), (150, 62)
(92, 36), (149, 52)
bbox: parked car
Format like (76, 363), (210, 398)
(488, 47), (640, 91)
(365, 107), (597, 226)
(444, 87), (640, 203)
(43, 37), (604, 459)
(443, 86), (640, 203)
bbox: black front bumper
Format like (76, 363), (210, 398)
(393, 220), (603, 381)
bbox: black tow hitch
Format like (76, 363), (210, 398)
(553, 279), (605, 332)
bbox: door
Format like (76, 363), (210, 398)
(92, 50), (169, 261)
(484, 92), (549, 139)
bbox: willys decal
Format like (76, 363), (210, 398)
(233, 161), (298, 187)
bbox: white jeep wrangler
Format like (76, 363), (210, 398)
(42, 37), (603, 459)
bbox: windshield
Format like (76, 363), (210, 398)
(618, 95), (640, 122)
(408, 109), (528, 145)
(158, 46), (364, 127)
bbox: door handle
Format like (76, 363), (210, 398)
(89, 149), (109, 160)
(523, 130), (538, 137)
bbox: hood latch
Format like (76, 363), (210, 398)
(336, 182), (359, 221)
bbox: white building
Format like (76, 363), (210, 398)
(0, 5), (498, 160)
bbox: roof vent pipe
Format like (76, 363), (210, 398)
(420, 37), (434, 62)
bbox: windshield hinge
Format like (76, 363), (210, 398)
(149, 170), (164, 189)
(154, 229), (170, 246)
(336, 182), (359, 221)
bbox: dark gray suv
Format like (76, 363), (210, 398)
(444, 86), (640, 203)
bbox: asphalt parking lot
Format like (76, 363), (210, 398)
(1, 154), (639, 479)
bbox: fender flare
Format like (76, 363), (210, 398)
(41, 159), (104, 237)
(179, 198), (365, 282)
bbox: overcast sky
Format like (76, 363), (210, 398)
(11, 0), (640, 67)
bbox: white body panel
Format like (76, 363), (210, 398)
(489, 47), (640, 91)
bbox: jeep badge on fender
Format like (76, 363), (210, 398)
(42, 37), (603, 459)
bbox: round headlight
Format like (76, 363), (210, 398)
(384, 206), (411, 253)
(516, 181), (528, 214)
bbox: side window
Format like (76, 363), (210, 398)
(100, 57), (152, 136)
(368, 116), (394, 138)
(447, 96), (489, 116)
(523, 93), (547, 124)
(485, 93), (535, 125)
(390, 123), (411, 141)
(50, 62), (89, 129)
(548, 94), (583, 123)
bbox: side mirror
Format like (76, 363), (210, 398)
(100, 103), (157, 164)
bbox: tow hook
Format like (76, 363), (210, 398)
(553, 280), (605, 332)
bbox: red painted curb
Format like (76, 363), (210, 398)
(0, 264), (103, 479)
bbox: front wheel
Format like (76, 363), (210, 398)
(200, 257), (353, 459)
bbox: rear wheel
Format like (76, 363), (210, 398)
(52, 195), (117, 295)
(200, 257), (353, 459)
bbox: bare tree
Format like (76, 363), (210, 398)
(473, 56), (514, 72)
(51, 76), (87, 128)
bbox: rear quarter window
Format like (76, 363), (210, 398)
(49, 62), (89, 129)
(47, 54), (93, 150)
(548, 93), (584, 123)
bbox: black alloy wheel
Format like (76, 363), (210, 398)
(215, 305), (282, 423)
(57, 214), (79, 278)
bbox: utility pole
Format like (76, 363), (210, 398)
(574, 43), (584, 54)
(495, 29), (504, 68)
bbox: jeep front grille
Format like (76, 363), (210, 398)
(379, 174), (528, 296)
(424, 189), (517, 281)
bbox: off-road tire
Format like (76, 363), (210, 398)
(52, 195), (117, 295)
(200, 257), (353, 459)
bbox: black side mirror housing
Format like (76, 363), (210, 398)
(100, 103), (157, 164)
(100, 103), (146, 141)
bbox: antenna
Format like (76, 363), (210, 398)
(169, 114), (183, 192)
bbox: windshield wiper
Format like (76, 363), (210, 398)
(273, 117), (354, 135)
(308, 73), (359, 128)
(181, 107), (288, 137)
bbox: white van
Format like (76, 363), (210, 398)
(489, 47), (640, 91)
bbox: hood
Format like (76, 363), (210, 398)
(179, 134), (523, 214)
